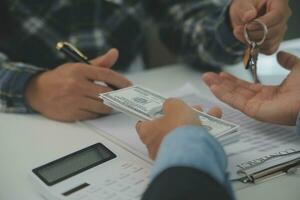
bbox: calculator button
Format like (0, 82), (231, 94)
(128, 166), (144, 173)
(95, 190), (116, 199)
(127, 176), (144, 185)
(121, 162), (133, 169)
(110, 182), (130, 192)
(86, 186), (102, 193)
(102, 178), (116, 186)
(135, 169), (150, 178)
(118, 172), (130, 179)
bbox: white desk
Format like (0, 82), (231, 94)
(1, 39), (300, 199)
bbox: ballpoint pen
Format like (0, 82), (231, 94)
(56, 41), (118, 90)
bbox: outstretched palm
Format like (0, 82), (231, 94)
(203, 51), (300, 125)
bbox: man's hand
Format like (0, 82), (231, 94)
(203, 51), (300, 125)
(136, 98), (222, 159)
(25, 49), (132, 122)
(229, 0), (291, 55)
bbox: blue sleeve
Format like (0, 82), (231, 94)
(0, 53), (45, 113)
(151, 125), (234, 198)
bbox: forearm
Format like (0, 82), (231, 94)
(150, 125), (234, 198)
(147, 0), (245, 68)
(0, 53), (45, 113)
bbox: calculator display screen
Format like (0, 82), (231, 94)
(33, 143), (116, 186)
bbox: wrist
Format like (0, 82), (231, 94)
(216, 4), (245, 55)
(24, 72), (45, 111)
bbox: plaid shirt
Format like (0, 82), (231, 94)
(0, 0), (245, 113)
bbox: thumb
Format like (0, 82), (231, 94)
(90, 48), (119, 68)
(233, 1), (257, 23)
(242, 3), (257, 23)
(277, 51), (300, 71)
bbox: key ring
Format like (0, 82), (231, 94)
(244, 19), (268, 46)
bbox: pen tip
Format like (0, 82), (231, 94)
(56, 42), (64, 50)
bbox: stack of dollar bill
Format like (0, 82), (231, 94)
(99, 86), (239, 143)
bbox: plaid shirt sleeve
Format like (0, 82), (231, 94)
(146, 0), (245, 69)
(0, 53), (45, 113)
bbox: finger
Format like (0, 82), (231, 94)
(90, 48), (119, 68)
(277, 51), (300, 70)
(209, 84), (249, 112)
(233, 26), (247, 44)
(73, 110), (99, 121)
(215, 75), (256, 99)
(202, 72), (222, 87)
(135, 120), (159, 144)
(79, 97), (113, 114)
(82, 82), (113, 100)
(256, 4), (290, 28)
(135, 121), (143, 133)
(219, 72), (261, 92)
(207, 107), (222, 118)
(192, 105), (203, 112)
(162, 98), (188, 115)
(231, 1), (257, 25)
(84, 66), (132, 88)
(259, 36), (283, 55)
(244, 22), (285, 42)
(207, 74), (259, 110)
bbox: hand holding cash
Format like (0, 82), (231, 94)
(135, 98), (222, 159)
(99, 86), (238, 140)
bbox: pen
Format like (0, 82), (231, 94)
(56, 41), (118, 90)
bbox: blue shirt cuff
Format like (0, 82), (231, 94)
(151, 125), (234, 198)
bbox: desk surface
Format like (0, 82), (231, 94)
(1, 40), (300, 199)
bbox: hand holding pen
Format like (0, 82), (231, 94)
(25, 43), (132, 122)
(56, 42), (119, 90)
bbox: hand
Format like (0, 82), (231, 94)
(135, 98), (222, 159)
(25, 49), (132, 122)
(203, 51), (300, 125)
(229, 0), (291, 55)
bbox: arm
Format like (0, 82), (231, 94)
(145, 0), (245, 69)
(136, 99), (233, 199)
(0, 53), (45, 113)
(142, 126), (234, 200)
(0, 49), (132, 121)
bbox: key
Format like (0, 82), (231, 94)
(248, 42), (259, 83)
(243, 19), (268, 83)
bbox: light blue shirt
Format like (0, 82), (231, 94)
(151, 115), (300, 199)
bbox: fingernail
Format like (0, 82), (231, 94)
(243, 10), (256, 22)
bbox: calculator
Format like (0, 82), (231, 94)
(30, 143), (151, 200)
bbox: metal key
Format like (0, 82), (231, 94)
(243, 19), (268, 83)
(245, 42), (260, 82)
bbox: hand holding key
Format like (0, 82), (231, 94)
(229, 0), (291, 55)
(243, 19), (268, 83)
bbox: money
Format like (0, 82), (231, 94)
(99, 86), (238, 139)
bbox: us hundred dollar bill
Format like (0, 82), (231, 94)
(99, 86), (238, 138)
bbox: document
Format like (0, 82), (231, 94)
(84, 83), (300, 181)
